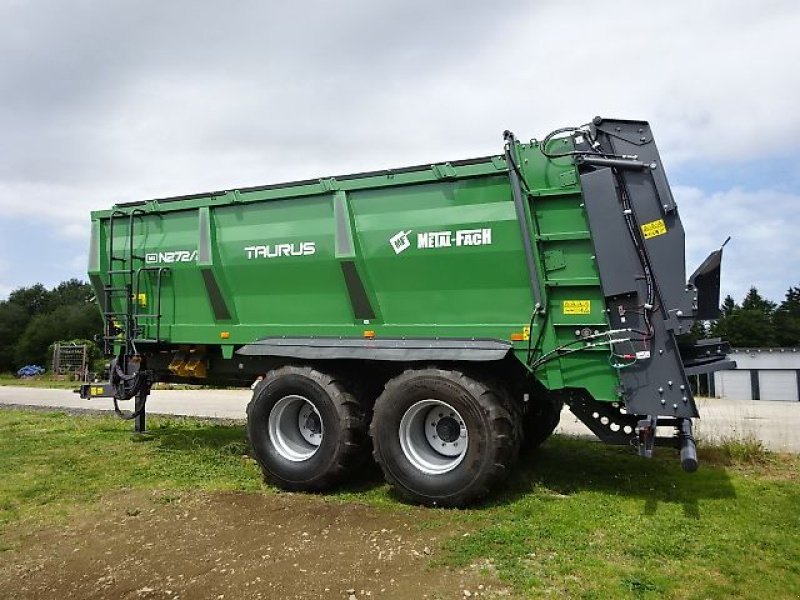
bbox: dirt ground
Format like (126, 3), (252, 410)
(0, 490), (504, 600)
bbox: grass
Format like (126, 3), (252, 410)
(0, 375), (81, 389)
(0, 410), (262, 527)
(0, 408), (798, 598)
(0, 375), (229, 391)
(700, 434), (772, 466)
(435, 437), (800, 598)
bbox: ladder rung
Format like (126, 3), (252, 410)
(103, 219), (167, 353)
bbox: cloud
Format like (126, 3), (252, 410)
(0, 257), (13, 300)
(678, 185), (800, 302)
(0, 0), (798, 302)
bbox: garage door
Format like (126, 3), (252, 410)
(759, 370), (799, 402)
(718, 370), (753, 400)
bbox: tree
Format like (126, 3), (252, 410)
(720, 294), (737, 317)
(741, 287), (776, 314)
(0, 280), (102, 371)
(0, 284), (50, 367)
(773, 286), (800, 347)
(711, 286), (777, 348)
(7, 283), (49, 316)
(14, 304), (103, 367)
(44, 279), (94, 313)
(0, 302), (28, 371)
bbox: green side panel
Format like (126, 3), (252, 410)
(512, 141), (618, 401)
(213, 196), (352, 326)
(350, 176), (531, 327)
(91, 143), (622, 402)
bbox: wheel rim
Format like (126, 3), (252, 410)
(268, 394), (323, 462)
(399, 399), (468, 475)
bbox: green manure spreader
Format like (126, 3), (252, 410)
(82, 117), (733, 506)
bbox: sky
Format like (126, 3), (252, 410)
(1, 0), (798, 304)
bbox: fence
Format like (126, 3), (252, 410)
(51, 342), (89, 382)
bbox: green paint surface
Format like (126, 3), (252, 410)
(89, 140), (618, 401)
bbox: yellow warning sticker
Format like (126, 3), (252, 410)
(641, 218), (667, 239)
(563, 300), (591, 315)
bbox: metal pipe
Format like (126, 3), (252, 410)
(575, 155), (647, 170)
(503, 130), (543, 309)
(679, 418), (698, 472)
(155, 267), (167, 342)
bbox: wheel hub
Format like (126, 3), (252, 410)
(298, 402), (323, 444)
(435, 417), (460, 443)
(303, 410), (322, 435)
(268, 395), (323, 462)
(399, 399), (468, 475)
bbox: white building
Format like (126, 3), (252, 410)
(713, 348), (800, 401)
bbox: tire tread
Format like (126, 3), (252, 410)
(370, 367), (520, 507)
(247, 365), (366, 492)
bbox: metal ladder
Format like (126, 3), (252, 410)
(103, 209), (170, 357)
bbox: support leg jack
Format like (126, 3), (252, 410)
(133, 387), (148, 434)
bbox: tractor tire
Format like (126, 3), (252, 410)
(522, 395), (563, 450)
(370, 368), (520, 507)
(247, 365), (367, 492)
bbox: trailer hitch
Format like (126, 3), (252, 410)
(566, 393), (699, 472)
(636, 416), (698, 472)
(77, 355), (152, 433)
(636, 416), (657, 458)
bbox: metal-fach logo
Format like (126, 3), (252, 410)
(244, 242), (316, 259)
(145, 250), (197, 264)
(389, 230), (413, 254)
(389, 228), (492, 254)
